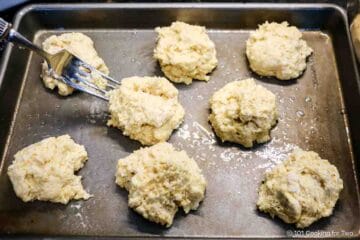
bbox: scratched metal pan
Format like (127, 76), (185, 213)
(0, 3), (359, 239)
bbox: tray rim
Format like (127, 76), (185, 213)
(0, 2), (359, 238)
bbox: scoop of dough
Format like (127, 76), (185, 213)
(154, 21), (218, 84)
(209, 78), (278, 148)
(41, 32), (109, 96)
(257, 148), (343, 228)
(115, 142), (206, 227)
(351, 14), (360, 62)
(7, 135), (91, 204)
(246, 21), (313, 80)
(107, 76), (185, 145)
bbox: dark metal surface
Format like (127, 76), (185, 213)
(0, 3), (359, 238)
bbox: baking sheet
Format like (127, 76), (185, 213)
(0, 3), (359, 238)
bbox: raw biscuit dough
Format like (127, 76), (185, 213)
(209, 78), (278, 148)
(7, 135), (91, 204)
(41, 32), (109, 96)
(107, 76), (185, 145)
(154, 21), (218, 84)
(257, 148), (343, 228)
(246, 21), (313, 80)
(115, 142), (206, 227)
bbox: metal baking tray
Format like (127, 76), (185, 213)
(0, 3), (359, 239)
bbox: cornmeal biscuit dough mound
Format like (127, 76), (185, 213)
(154, 21), (218, 84)
(209, 78), (278, 148)
(246, 21), (313, 80)
(7, 135), (91, 204)
(107, 76), (185, 145)
(115, 142), (206, 227)
(41, 32), (109, 96)
(257, 148), (343, 228)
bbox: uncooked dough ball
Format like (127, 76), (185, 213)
(209, 78), (278, 148)
(115, 142), (206, 227)
(154, 21), (218, 84)
(246, 21), (313, 80)
(41, 32), (109, 96)
(257, 148), (343, 228)
(7, 135), (91, 204)
(107, 76), (185, 145)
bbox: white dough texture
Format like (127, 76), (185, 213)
(115, 142), (206, 227)
(154, 21), (218, 84)
(209, 78), (278, 148)
(7, 135), (91, 204)
(257, 148), (343, 228)
(107, 76), (185, 145)
(246, 21), (312, 80)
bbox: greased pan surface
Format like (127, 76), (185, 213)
(0, 3), (359, 239)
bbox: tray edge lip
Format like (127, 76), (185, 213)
(13, 2), (349, 13)
(0, 2), (359, 237)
